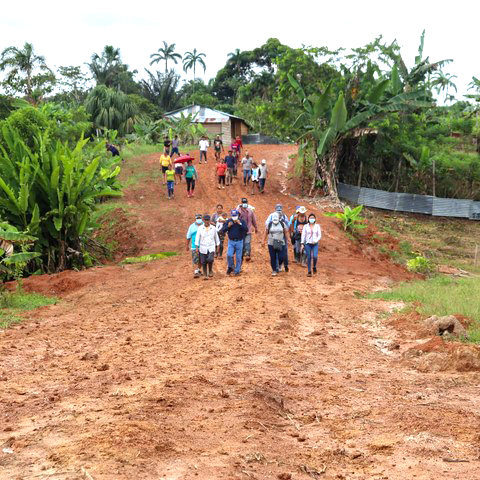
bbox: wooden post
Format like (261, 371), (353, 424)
(357, 160), (363, 187)
(432, 157), (436, 197)
(475, 244), (479, 268)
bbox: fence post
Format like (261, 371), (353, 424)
(432, 158), (436, 197)
(475, 244), (479, 267)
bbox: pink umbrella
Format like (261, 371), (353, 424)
(174, 155), (195, 163)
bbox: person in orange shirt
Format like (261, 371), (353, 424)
(216, 158), (227, 189)
(159, 149), (171, 185)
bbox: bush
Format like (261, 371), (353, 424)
(406, 256), (435, 274)
(0, 123), (122, 273)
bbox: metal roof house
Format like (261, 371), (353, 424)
(164, 105), (250, 146)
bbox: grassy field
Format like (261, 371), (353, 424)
(0, 291), (57, 329)
(370, 275), (480, 342)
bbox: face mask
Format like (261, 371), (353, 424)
(272, 219), (280, 225)
(195, 219), (202, 225)
(309, 218), (315, 224)
(232, 216), (238, 221)
(242, 203), (247, 208)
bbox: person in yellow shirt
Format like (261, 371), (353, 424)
(160, 149), (171, 185)
(166, 164), (176, 199)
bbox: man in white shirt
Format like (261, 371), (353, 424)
(199, 136), (209, 164)
(195, 214), (220, 278)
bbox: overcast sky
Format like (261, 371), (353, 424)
(0, 0), (476, 101)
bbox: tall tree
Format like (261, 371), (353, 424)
(140, 69), (183, 112)
(0, 42), (55, 102)
(57, 66), (90, 104)
(149, 41), (182, 73)
(432, 71), (457, 104)
(183, 49), (206, 95)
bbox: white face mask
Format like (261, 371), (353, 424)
(196, 219), (203, 225)
(242, 203), (248, 208)
(309, 218), (315, 224)
(272, 219), (280, 225)
(232, 216), (238, 221)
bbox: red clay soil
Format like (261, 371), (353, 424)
(1, 145), (480, 479)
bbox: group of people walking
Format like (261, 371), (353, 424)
(186, 200), (322, 279)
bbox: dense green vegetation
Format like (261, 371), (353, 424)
(0, 35), (478, 278)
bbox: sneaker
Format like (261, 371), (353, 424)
(271, 271), (277, 276)
(307, 272), (312, 277)
(194, 271), (200, 278)
(222, 186), (225, 189)
(285, 266), (289, 272)
(313, 267), (317, 274)
(208, 272), (213, 277)
(226, 268), (233, 275)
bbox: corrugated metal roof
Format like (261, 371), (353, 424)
(164, 105), (248, 125)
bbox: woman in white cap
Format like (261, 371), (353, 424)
(301, 213), (322, 277)
(263, 212), (289, 276)
(290, 206), (308, 265)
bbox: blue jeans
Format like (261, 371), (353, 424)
(304, 243), (319, 273)
(227, 239), (243, 273)
(259, 178), (266, 192)
(243, 169), (251, 184)
(243, 233), (252, 257)
(268, 245), (284, 272)
(167, 180), (174, 197)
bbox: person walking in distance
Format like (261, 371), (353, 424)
(216, 157), (227, 189)
(265, 204), (290, 272)
(241, 152), (253, 187)
(263, 213), (289, 276)
(195, 214), (220, 279)
(225, 150), (235, 186)
(199, 135), (209, 164)
(301, 213), (322, 277)
(222, 209), (247, 276)
(237, 197), (258, 262)
(290, 206), (308, 264)
(250, 162), (260, 195)
(163, 135), (171, 155)
(174, 156), (184, 184)
(184, 159), (198, 197)
(231, 140), (240, 177)
(165, 163), (175, 199)
(160, 149), (171, 185)
(211, 203), (226, 257)
(258, 159), (267, 193)
(213, 134), (224, 161)
(186, 214), (203, 278)
(170, 135), (180, 158)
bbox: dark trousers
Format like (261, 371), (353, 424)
(186, 178), (195, 192)
(200, 252), (214, 276)
(218, 175), (225, 185)
(200, 150), (207, 162)
(268, 245), (284, 272)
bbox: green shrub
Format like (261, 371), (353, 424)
(0, 124), (122, 273)
(406, 256), (435, 274)
(324, 205), (367, 234)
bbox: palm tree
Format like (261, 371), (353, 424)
(432, 71), (457, 104)
(0, 42), (53, 101)
(183, 49), (206, 95)
(87, 45), (122, 87)
(140, 69), (183, 112)
(150, 42), (182, 73)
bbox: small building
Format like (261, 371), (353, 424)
(164, 105), (250, 146)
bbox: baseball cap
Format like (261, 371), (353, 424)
(261, 159), (266, 164)
(241, 197), (248, 203)
(195, 213), (202, 219)
(203, 214), (211, 221)
(231, 209), (239, 216)
(298, 206), (307, 214)
(275, 204), (283, 211)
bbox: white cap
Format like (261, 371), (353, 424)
(261, 159), (266, 164)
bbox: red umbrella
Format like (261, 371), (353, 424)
(174, 155), (194, 163)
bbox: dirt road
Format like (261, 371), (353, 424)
(1, 146), (479, 479)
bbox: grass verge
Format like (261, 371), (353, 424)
(120, 252), (177, 265)
(0, 291), (58, 329)
(370, 275), (480, 342)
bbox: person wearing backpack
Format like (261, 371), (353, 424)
(263, 212), (289, 276)
(265, 204), (290, 272)
(290, 206), (308, 264)
(222, 209), (248, 276)
(301, 213), (322, 277)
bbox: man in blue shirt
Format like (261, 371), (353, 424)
(222, 209), (248, 275)
(186, 213), (203, 278)
(225, 150), (236, 186)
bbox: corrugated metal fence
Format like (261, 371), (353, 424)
(338, 183), (480, 220)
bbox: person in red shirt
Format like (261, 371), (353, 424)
(216, 158), (227, 189)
